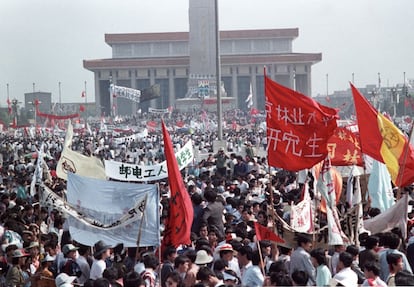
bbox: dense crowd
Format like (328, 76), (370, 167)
(0, 111), (414, 287)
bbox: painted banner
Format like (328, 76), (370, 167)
(56, 122), (106, 180)
(42, 185), (147, 231)
(104, 140), (194, 182)
(290, 183), (313, 233)
(66, 173), (160, 247)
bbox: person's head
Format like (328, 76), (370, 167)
(363, 262), (381, 279)
(208, 228), (220, 245)
(364, 235), (379, 250)
(123, 271), (145, 287)
(291, 270), (309, 286)
(203, 189), (217, 203)
(388, 232), (402, 250)
(218, 244), (234, 262)
(93, 278), (110, 287)
(223, 269), (240, 286)
(387, 253), (404, 274)
(55, 273), (77, 287)
(338, 252), (353, 269)
(142, 253), (159, 270)
(310, 248), (327, 267)
(62, 243), (79, 260)
(165, 271), (184, 287)
(93, 240), (111, 260)
(236, 245), (252, 267)
(196, 266), (219, 287)
(345, 244), (359, 259)
(103, 267), (118, 283)
(268, 261), (288, 275)
(395, 270), (414, 286)
(199, 223), (208, 238)
(174, 255), (190, 274)
(296, 234), (312, 252)
(163, 246), (177, 262)
(270, 272), (293, 286)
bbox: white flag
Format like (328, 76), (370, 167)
(56, 122), (106, 180)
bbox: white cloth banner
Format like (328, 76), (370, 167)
(113, 129), (149, 145)
(105, 140), (194, 182)
(67, 173), (160, 247)
(41, 185), (147, 231)
(56, 122), (106, 180)
(290, 184), (312, 233)
(110, 84), (141, 103)
(148, 107), (169, 114)
(364, 194), (409, 239)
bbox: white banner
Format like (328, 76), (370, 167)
(105, 140), (194, 182)
(67, 173), (160, 247)
(113, 129), (148, 145)
(110, 84), (141, 103)
(290, 184), (312, 233)
(56, 122), (106, 180)
(148, 107), (169, 114)
(42, 186), (147, 230)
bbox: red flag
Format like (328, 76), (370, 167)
(351, 83), (414, 187)
(161, 120), (194, 248)
(327, 127), (363, 166)
(265, 76), (338, 171)
(254, 222), (285, 243)
(79, 105), (85, 112)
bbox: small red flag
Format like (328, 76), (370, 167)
(79, 105), (85, 112)
(161, 120), (194, 248)
(265, 75), (338, 171)
(254, 222), (285, 243)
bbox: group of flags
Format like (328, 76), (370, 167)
(265, 75), (414, 189)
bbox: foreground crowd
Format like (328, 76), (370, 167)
(0, 115), (414, 287)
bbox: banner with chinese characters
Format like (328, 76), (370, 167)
(104, 140), (194, 182)
(265, 75), (338, 171)
(110, 84), (141, 103)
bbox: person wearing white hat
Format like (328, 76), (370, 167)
(55, 273), (77, 287)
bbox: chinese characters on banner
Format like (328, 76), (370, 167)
(327, 127), (363, 166)
(265, 76), (338, 171)
(104, 140), (194, 182)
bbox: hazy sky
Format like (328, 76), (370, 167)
(1, 0), (413, 105)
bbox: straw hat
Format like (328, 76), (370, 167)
(194, 250), (213, 265)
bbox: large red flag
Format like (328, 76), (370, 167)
(265, 76), (338, 170)
(254, 222), (285, 243)
(351, 83), (414, 187)
(327, 127), (363, 166)
(161, 120), (193, 247)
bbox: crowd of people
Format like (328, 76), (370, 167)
(0, 111), (413, 287)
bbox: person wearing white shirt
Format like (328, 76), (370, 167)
(237, 246), (264, 287)
(90, 240), (111, 280)
(333, 252), (358, 287)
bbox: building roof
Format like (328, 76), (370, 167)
(104, 28), (299, 45)
(83, 53), (321, 70)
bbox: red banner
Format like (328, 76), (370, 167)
(265, 76), (338, 171)
(327, 127), (363, 166)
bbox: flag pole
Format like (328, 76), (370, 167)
(256, 240), (266, 276)
(135, 194), (148, 262)
(396, 121), (414, 198)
